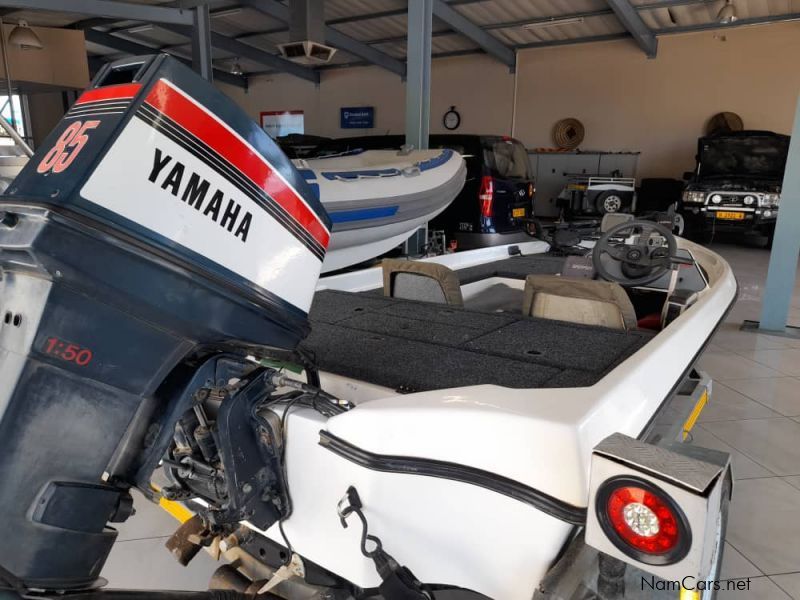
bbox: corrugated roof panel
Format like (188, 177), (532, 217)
(0, 10), (80, 27)
(431, 34), (480, 54)
(455, 0), (611, 27)
(490, 13), (626, 46)
(123, 26), (189, 47)
(325, 0), (406, 21)
(331, 14), (408, 42)
(635, 0), (800, 30)
(372, 39), (407, 58)
(147, 40), (231, 61)
(240, 31), (287, 53)
(208, 7), (285, 37)
(639, 1), (729, 29)
(85, 41), (119, 56)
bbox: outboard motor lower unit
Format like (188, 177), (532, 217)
(0, 55), (330, 589)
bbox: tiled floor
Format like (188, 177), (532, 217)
(100, 242), (800, 597)
(692, 242), (800, 599)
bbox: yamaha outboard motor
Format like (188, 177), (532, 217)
(0, 55), (330, 590)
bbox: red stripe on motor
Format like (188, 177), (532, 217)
(75, 83), (142, 105)
(144, 80), (330, 249)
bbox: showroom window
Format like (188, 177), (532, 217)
(0, 93), (31, 148)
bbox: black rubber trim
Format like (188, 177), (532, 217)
(319, 430), (587, 525)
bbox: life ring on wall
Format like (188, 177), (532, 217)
(552, 118), (585, 150)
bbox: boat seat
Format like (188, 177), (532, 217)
(382, 258), (464, 307)
(522, 274), (637, 330)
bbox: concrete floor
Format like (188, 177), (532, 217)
(100, 242), (800, 598)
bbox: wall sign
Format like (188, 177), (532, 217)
(340, 106), (375, 129)
(260, 110), (304, 137)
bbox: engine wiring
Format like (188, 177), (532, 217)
(157, 361), (350, 567)
(251, 368), (350, 564)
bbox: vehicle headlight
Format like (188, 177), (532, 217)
(744, 195), (755, 205)
(682, 190), (706, 204)
(711, 194), (722, 204)
(760, 193), (780, 207)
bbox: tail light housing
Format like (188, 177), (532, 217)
(479, 176), (494, 218)
(585, 431), (731, 583)
(596, 476), (691, 565)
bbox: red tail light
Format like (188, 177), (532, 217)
(479, 176), (494, 218)
(597, 477), (690, 565)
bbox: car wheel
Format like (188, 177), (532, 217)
(596, 191), (625, 214)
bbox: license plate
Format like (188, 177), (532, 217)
(512, 208), (526, 218)
(715, 211), (745, 220)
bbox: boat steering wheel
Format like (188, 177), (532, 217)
(593, 220), (687, 287)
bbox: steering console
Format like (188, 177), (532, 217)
(592, 220), (690, 287)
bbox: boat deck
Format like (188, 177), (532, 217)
(303, 286), (653, 393)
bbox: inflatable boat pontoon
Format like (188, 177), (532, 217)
(297, 148), (466, 272)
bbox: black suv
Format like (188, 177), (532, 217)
(313, 134), (535, 250)
(681, 130), (789, 244)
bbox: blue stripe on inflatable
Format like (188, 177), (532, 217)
(417, 149), (453, 172)
(297, 168), (316, 180)
(307, 183), (320, 201)
(322, 168), (401, 181)
(329, 205), (399, 223)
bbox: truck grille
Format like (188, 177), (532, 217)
(711, 194), (746, 207)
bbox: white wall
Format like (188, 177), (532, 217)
(219, 20), (800, 179)
(221, 52), (514, 138)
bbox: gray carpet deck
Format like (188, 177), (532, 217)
(304, 289), (653, 392)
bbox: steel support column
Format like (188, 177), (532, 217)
(405, 0), (432, 150)
(758, 93), (800, 332)
(192, 4), (213, 82)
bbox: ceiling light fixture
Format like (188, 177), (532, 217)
(230, 57), (243, 76)
(717, 0), (737, 24)
(8, 20), (43, 50)
(521, 16), (585, 30)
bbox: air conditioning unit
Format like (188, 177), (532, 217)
(278, 40), (337, 65)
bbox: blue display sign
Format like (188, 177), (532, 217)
(340, 106), (374, 129)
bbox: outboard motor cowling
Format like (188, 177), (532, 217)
(0, 55), (330, 590)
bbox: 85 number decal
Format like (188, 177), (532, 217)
(37, 119), (100, 174)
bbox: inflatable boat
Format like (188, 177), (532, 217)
(0, 55), (735, 600)
(297, 148), (466, 272)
